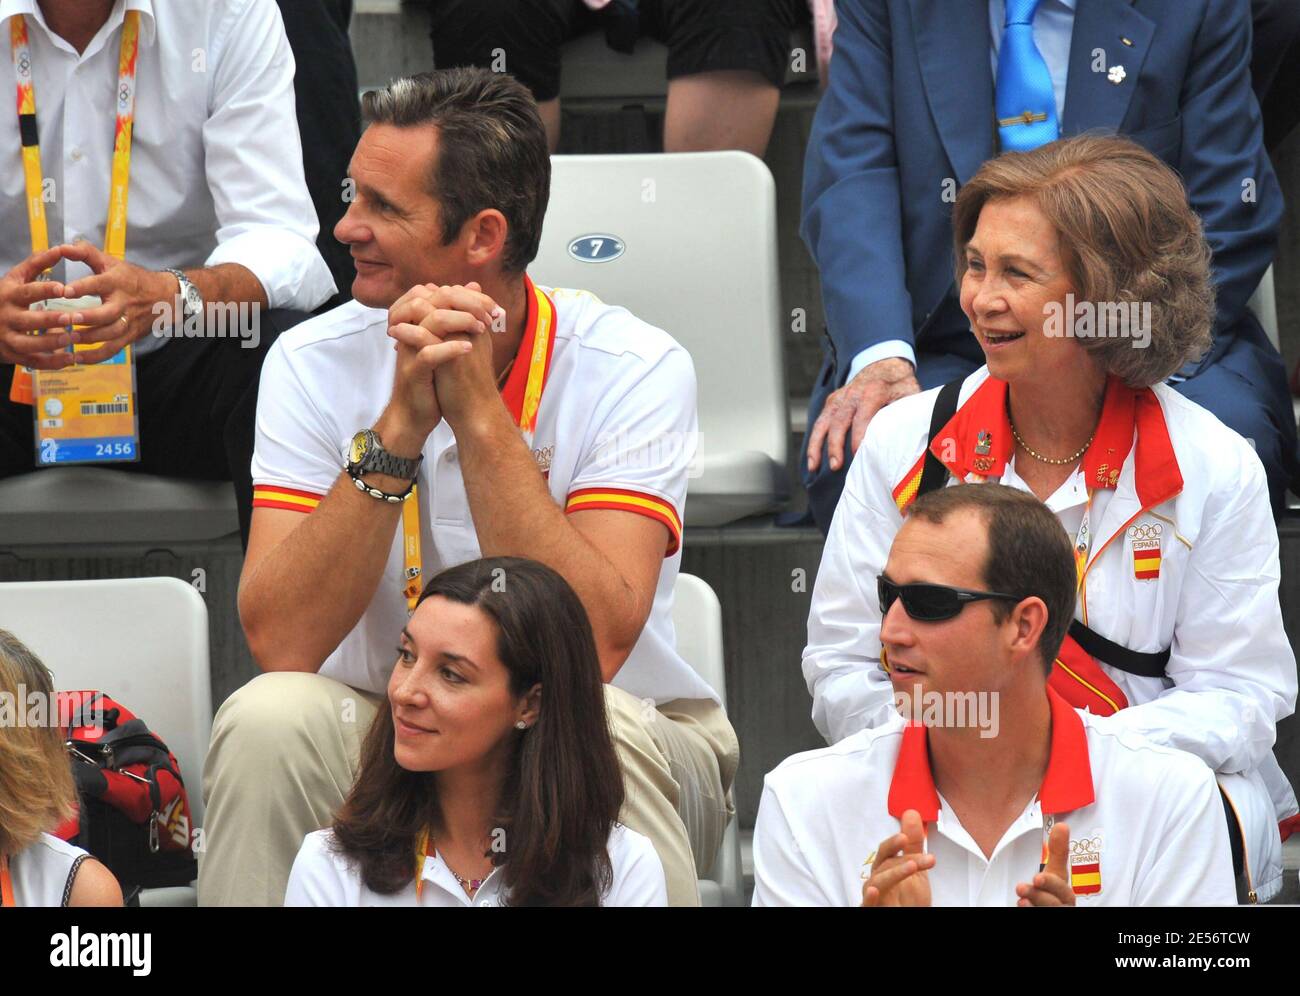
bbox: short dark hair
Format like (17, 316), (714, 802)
(907, 484), (1076, 672)
(361, 68), (551, 273)
(332, 557), (624, 907)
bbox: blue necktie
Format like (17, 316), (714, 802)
(995, 0), (1060, 152)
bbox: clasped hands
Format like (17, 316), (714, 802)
(0, 242), (180, 369)
(860, 809), (1076, 907)
(384, 282), (505, 438)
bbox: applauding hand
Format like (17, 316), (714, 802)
(861, 809), (934, 907)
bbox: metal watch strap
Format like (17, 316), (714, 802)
(164, 267), (193, 318)
(364, 445), (420, 480)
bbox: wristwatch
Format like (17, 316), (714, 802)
(164, 268), (202, 325)
(347, 429), (423, 486)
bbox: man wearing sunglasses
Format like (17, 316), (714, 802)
(753, 484), (1236, 906)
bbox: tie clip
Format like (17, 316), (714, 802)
(998, 110), (1048, 127)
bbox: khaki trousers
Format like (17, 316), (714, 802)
(196, 672), (738, 907)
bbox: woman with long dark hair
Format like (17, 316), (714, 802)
(285, 557), (667, 906)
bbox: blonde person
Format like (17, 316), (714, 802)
(285, 558), (667, 907)
(0, 629), (121, 907)
(803, 134), (1297, 902)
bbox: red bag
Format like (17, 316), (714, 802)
(51, 690), (197, 898)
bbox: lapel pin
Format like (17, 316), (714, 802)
(1108, 65), (1127, 85)
(1121, 36), (1133, 47)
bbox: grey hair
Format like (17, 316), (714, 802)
(953, 134), (1215, 387)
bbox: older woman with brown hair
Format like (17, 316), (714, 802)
(0, 630), (121, 907)
(802, 134), (1297, 903)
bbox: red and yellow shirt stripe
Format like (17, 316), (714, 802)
(252, 485), (323, 514)
(565, 487), (682, 556)
(891, 453), (926, 515)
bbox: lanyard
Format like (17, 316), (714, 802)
(413, 827), (429, 899)
(0, 854), (14, 906)
(1039, 812), (1055, 874)
(413, 828), (493, 900)
(398, 282), (556, 614)
(10, 10), (140, 257)
(1072, 489), (1095, 593)
(8, 10), (141, 403)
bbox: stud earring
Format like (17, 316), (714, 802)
(515, 720), (527, 730)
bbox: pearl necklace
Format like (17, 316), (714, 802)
(1009, 419), (1094, 465)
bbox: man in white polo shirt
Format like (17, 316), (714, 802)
(197, 67), (738, 907)
(753, 484), (1236, 906)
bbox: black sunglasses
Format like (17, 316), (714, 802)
(877, 574), (1023, 622)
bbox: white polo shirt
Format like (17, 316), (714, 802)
(284, 823), (667, 907)
(250, 276), (715, 706)
(752, 689), (1238, 906)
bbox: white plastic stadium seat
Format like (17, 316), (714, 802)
(535, 152), (790, 527)
(1247, 264), (1279, 352)
(0, 577), (212, 906)
(671, 573), (744, 907)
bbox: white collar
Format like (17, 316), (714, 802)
(0, 0), (157, 52)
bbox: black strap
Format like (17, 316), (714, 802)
(61, 853), (88, 907)
(1068, 619), (1170, 679)
(916, 378), (964, 498)
(1219, 787), (1246, 888)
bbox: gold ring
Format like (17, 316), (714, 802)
(119, 315), (128, 326)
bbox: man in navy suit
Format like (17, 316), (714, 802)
(800, 0), (1298, 529)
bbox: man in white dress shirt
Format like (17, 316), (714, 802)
(754, 483), (1237, 906)
(0, 0), (334, 541)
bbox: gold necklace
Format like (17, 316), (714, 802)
(1009, 419), (1094, 465)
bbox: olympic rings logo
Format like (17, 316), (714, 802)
(1070, 835), (1103, 854)
(1127, 523), (1163, 541)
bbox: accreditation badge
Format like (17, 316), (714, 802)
(30, 297), (140, 466)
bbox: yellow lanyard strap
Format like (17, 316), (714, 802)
(413, 827), (429, 899)
(7, 11), (141, 405)
(399, 283), (557, 614)
(402, 485), (421, 614)
(8, 11), (139, 259)
(10, 15), (48, 255)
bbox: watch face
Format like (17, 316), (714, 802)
(183, 283), (203, 315)
(349, 431), (369, 466)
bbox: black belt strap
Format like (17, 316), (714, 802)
(916, 377), (963, 499)
(1067, 619), (1170, 679)
(1219, 787), (1247, 887)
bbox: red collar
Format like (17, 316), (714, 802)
(928, 375), (1182, 506)
(499, 274), (557, 433)
(887, 686), (1096, 822)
